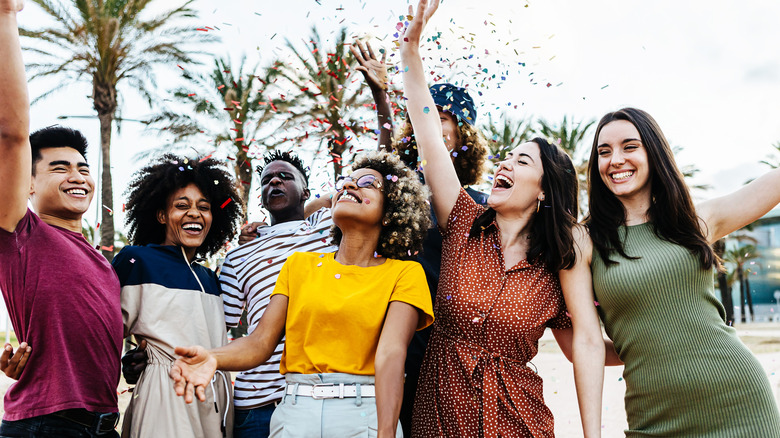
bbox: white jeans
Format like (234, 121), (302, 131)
(269, 373), (402, 438)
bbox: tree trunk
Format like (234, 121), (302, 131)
(738, 267), (747, 323)
(234, 158), (251, 222)
(93, 77), (118, 261)
(329, 138), (345, 183)
(717, 272), (734, 325)
(713, 240), (734, 325)
(98, 112), (115, 261)
(745, 276), (755, 322)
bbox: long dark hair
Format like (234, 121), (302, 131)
(470, 137), (578, 272)
(585, 108), (717, 269)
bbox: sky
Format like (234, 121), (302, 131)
(16, 0), (780, 230)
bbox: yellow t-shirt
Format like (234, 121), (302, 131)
(271, 251), (434, 375)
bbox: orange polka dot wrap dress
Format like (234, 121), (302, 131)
(411, 189), (571, 438)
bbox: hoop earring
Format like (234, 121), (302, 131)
(536, 199), (541, 213)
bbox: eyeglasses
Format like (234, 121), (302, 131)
(335, 174), (383, 191)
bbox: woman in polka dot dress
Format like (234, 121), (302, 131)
(400, 1), (618, 437)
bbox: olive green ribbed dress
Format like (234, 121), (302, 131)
(592, 223), (780, 437)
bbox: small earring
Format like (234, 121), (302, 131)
(382, 218), (390, 226)
(536, 199), (541, 213)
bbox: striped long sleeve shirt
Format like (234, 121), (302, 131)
(219, 208), (336, 408)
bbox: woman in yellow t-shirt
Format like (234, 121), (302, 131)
(170, 150), (434, 438)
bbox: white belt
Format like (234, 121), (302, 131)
(285, 383), (376, 399)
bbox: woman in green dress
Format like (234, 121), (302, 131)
(561, 107), (780, 436)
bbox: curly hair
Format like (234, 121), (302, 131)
(255, 150), (309, 185)
(396, 118), (488, 186)
(330, 151), (431, 260)
(124, 153), (244, 258)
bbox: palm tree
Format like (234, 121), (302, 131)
(481, 113), (534, 164)
(275, 26), (374, 180)
(671, 145), (711, 192)
(537, 116), (595, 216)
(724, 243), (759, 323)
(760, 141), (780, 169)
(20, 0), (215, 260)
(712, 239), (735, 325)
(144, 57), (289, 213)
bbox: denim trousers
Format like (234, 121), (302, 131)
(233, 403), (277, 438)
(0, 415), (120, 438)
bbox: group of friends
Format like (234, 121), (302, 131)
(1, 0), (780, 437)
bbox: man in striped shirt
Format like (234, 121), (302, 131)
(219, 150), (334, 438)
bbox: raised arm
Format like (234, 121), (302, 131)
(698, 167), (780, 242)
(557, 225), (605, 438)
(350, 40), (393, 150)
(399, 0), (460, 229)
(375, 301), (419, 438)
(0, 1), (31, 233)
(171, 294), (287, 403)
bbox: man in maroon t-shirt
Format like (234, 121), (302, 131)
(0, 2), (123, 437)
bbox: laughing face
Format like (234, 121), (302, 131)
(30, 147), (95, 221)
(157, 183), (212, 259)
(331, 168), (385, 230)
(487, 141), (545, 214)
(596, 120), (652, 203)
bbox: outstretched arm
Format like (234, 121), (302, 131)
(698, 167), (780, 242)
(557, 225), (605, 438)
(375, 301), (419, 438)
(399, 0), (460, 230)
(171, 294), (287, 403)
(0, 0), (31, 233)
(350, 40), (393, 150)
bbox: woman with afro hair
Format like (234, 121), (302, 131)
(170, 150), (435, 438)
(112, 153), (243, 438)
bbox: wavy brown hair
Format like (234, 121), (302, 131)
(396, 118), (488, 186)
(124, 154), (244, 258)
(585, 107), (717, 270)
(330, 151), (431, 260)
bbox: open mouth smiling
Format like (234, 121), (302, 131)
(65, 188), (88, 197)
(494, 174), (514, 189)
(610, 170), (634, 181)
(338, 191), (361, 203)
(182, 223), (203, 233)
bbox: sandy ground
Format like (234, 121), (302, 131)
(0, 324), (778, 437)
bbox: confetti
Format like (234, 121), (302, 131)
(335, 274), (341, 279)
(423, 107), (430, 114)
(220, 198), (232, 209)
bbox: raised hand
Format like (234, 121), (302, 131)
(350, 40), (388, 92)
(400, 0), (440, 51)
(170, 345), (218, 404)
(0, 0), (23, 14)
(0, 342), (30, 380)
